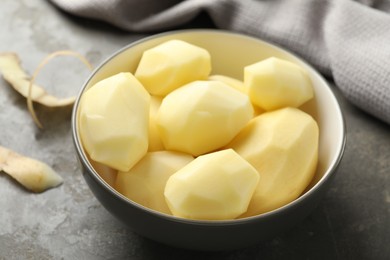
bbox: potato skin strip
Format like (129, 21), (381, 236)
(0, 51), (92, 128)
(0, 145), (63, 193)
(27, 50), (93, 128)
(0, 52), (76, 106)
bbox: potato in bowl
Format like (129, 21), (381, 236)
(72, 29), (345, 251)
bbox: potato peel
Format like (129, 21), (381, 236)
(0, 51), (92, 128)
(0, 145), (63, 193)
(0, 52), (76, 106)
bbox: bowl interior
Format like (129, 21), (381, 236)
(75, 29), (345, 219)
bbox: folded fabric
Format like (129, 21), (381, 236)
(50, 0), (390, 125)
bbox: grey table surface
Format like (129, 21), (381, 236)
(0, 1), (389, 259)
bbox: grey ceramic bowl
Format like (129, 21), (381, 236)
(71, 29), (346, 251)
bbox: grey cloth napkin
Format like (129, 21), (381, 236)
(50, 0), (390, 125)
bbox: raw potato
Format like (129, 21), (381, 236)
(88, 157), (117, 187)
(0, 146), (63, 193)
(148, 96), (164, 151)
(0, 52), (76, 107)
(157, 80), (254, 156)
(116, 151), (193, 214)
(164, 149), (259, 220)
(79, 72), (150, 172)
(227, 107), (319, 217)
(208, 74), (247, 93)
(245, 57), (313, 111)
(209, 74), (264, 116)
(135, 40), (211, 96)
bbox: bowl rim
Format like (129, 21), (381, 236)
(71, 28), (346, 226)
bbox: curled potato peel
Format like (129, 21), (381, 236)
(0, 51), (92, 128)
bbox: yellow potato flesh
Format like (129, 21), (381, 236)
(164, 149), (259, 220)
(227, 107), (319, 217)
(116, 151), (193, 214)
(245, 57), (313, 111)
(135, 40), (211, 96)
(208, 74), (247, 93)
(208, 74), (264, 116)
(157, 80), (254, 156)
(79, 72), (150, 172)
(88, 157), (117, 188)
(148, 96), (164, 152)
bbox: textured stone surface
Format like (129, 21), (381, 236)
(0, 0), (389, 259)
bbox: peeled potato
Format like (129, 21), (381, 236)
(164, 149), (259, 220)
(116, 151), (193, 214)
(79, 72), (150, 172)
(88, 157), (117, 187)
(135, 40), (211, 96)
(245, 57), (313, 111)
(148, 96), (164, 152)
(208, 74), (264, 116)
(208, 74), (247, 93)
(157, 80), (253, 156)
(227, 107), (319, 216)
